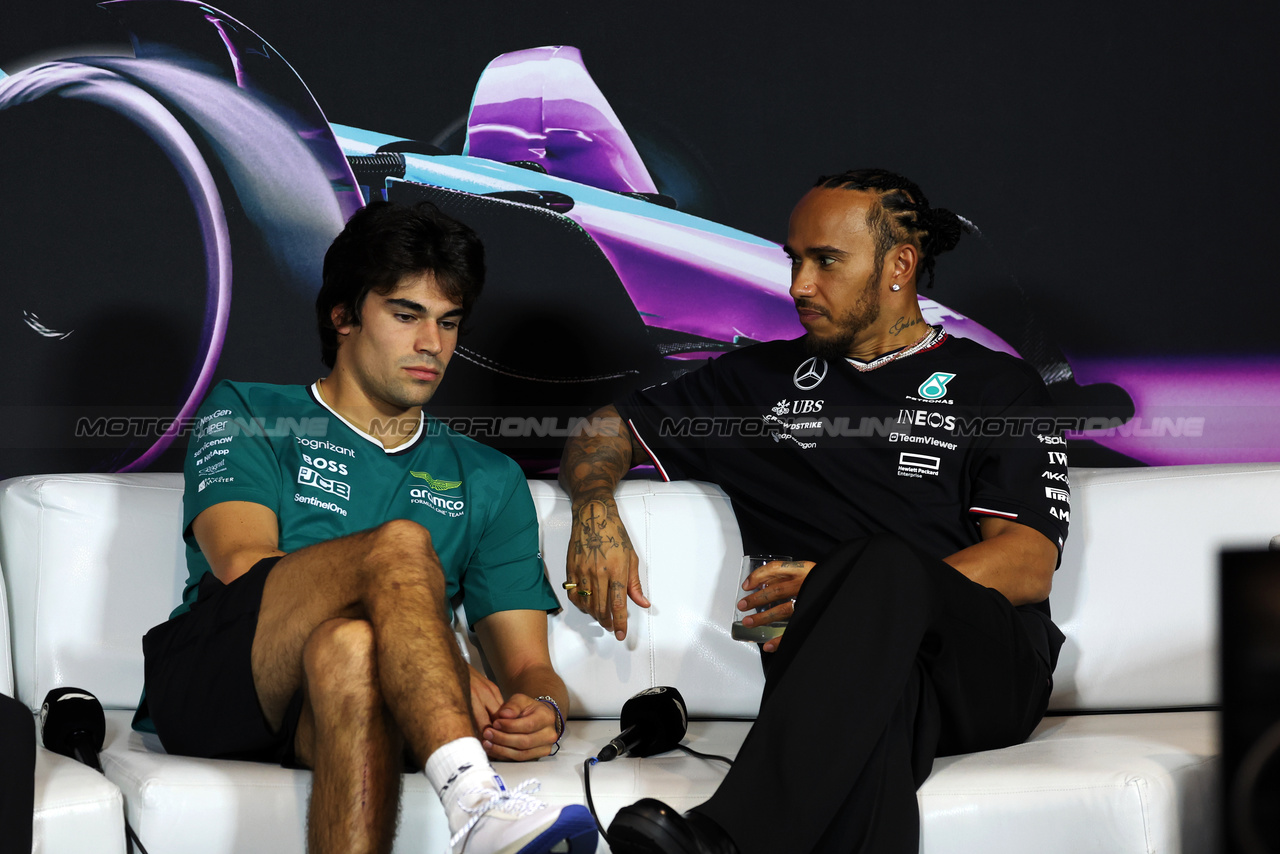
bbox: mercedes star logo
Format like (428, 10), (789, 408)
(793, 357), (828, 390)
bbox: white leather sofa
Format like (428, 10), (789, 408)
(3, 464), (1277, 853)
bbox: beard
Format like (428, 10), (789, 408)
(800, 274), (881, 360)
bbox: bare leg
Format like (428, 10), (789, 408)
(251, 519), (474, 778)
(294, 618), (403, 854)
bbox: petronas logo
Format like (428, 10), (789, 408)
(410, 471), (462, 491)
(917, 372), (956, 400)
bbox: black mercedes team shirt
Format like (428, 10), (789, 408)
(616, 332), (1070, 664)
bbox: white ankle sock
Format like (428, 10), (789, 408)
(425, 737), (503, 835)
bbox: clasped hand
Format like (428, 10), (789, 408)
(467, 665), (558, 760)
(738, 559), (816, 652)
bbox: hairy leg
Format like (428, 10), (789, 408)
(294, 618), (402, 854)
(252, 519), (474, 767)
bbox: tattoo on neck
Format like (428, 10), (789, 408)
(890, 316), (922, 337)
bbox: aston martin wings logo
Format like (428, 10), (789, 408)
(410, 471), (462, 491)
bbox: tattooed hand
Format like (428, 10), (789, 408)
(566, 497), (649, 640)
(559, 404), (652, 641)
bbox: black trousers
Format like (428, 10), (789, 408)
(0, 692), (35, 853)
(697, 534), (1053, 854)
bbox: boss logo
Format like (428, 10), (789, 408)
(303, 453), (349, 476)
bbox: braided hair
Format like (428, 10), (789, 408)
(814, 168), (972, 288)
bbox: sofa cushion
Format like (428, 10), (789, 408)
(5, 466), (1280, 719)
(1049, 464), (1280, 710)
(0, 564), (11, 696)
(101, 708), (1216, 854)
(0, 474), (185, 711)
(34, 744), (127, 854)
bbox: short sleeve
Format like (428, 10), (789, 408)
(966, 371), (1071, 558)
(614, 358), (729, 482)
(458, 462), (559, 628)
(182, 382), (282, 537)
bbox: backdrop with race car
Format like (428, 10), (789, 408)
(0, 0), (1275, 477)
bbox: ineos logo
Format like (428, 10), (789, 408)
(793, 357), (828, 390)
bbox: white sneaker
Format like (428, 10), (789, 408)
(450, 777), (598, 854)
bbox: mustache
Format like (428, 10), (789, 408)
(793, 298), (830, 318)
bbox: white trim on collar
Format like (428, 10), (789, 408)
(309, 381), (424, 454)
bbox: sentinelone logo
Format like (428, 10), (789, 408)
(295, 493), (347, 516)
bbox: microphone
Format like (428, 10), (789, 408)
(596, 686), (687, 762)
(40, 687), (106, 773)
(40, 687), (152, 854)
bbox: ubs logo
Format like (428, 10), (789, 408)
(793, 357), (828, 391)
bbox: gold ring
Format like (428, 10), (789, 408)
(576, 588), (592, 597)
(562, 582), (578, 590)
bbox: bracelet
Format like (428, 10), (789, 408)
(536, 695), (564, 747)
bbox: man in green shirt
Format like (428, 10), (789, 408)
(137, 202), (596, 854)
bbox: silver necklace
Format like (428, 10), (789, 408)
(846, 325), (946, 372)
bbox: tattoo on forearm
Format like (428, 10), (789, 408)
(560, 420), (633, 499)
(890, 316), (922, 337)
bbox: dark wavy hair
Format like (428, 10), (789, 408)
(316, 201), (486, 368)
(814, 168), (972, 288)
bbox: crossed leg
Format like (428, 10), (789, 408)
(250, 518), (474, 854)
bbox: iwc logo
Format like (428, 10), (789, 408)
(917, 372), (956, 400)
(793, 357), (828, 391)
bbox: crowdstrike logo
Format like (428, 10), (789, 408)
(917, 372), (956, 400)
(793, 357), (828, 391)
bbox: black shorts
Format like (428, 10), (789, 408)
(139, 556), (305, 767)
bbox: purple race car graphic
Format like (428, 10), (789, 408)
(2, 0), (1271, 471)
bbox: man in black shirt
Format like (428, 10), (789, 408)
(558, 169), (1068, 853)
